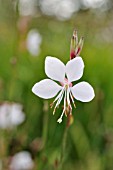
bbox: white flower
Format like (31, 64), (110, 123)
(9, 151), (34, 170)
(32, 56), (95, 123)
(83, 0), (107, 9)
(39, 0), (80, 20)
(0, 102), (25, 129)
(18, 0), (37, 16)
(26, 29), (42, 56)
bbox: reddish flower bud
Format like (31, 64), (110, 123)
(75, 36), (84, 57)
(70, 30), (84, 59)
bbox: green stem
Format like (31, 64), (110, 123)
(42, 101), (49, 148)
(59, 115), (70, 170)
(60, 125), (68, 166)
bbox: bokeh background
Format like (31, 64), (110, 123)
(0, 0), (113, 169)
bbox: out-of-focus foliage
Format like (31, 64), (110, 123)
(0, 0), (113, 169)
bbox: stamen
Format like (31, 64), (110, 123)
(67, 88), (72, 110)
(57, 89), (66, 123)
(64, 89), (66, 111)
(57, 109), (65, 123)
(53, 88), (65, 115)
(50, 88), (64, 108)
(70, 91), (76, 108)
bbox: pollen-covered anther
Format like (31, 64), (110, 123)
(50, 102), (54, 108)
(65, 109), (68, 117)
(53, 107), (57, 115)
(73, 103), (76, 108)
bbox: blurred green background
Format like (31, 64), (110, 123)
(0, 0), (113, 169)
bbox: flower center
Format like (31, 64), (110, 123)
(60, 78), (72, 88)
(50, 78), (76, 123)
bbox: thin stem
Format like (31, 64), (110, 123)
(60, 125), (68, 165)
(58, 114), (70, 170)
(42, 101), (49, 148)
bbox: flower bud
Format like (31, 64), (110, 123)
(75, 36), (84, 57)
(70, 30), (84, 59)
(70, 29), (78, 59)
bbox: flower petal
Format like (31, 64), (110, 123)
(32, 79), (62, 99)
(66, 56), (84, 83)
(71, 81), (95, 102)
(45, 56), (65, 82)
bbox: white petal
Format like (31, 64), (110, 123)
(66, 57), (84, 83)
(71, 81), (95, 102)
(45, 56), (65, 82)
(32, 79), (62, 99)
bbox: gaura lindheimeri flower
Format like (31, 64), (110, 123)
(9, 151), (34, 170)
(32, 56), (95, 123)
(0, 102), (25, 129)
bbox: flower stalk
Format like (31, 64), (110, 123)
(58, 111), (73, 170)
